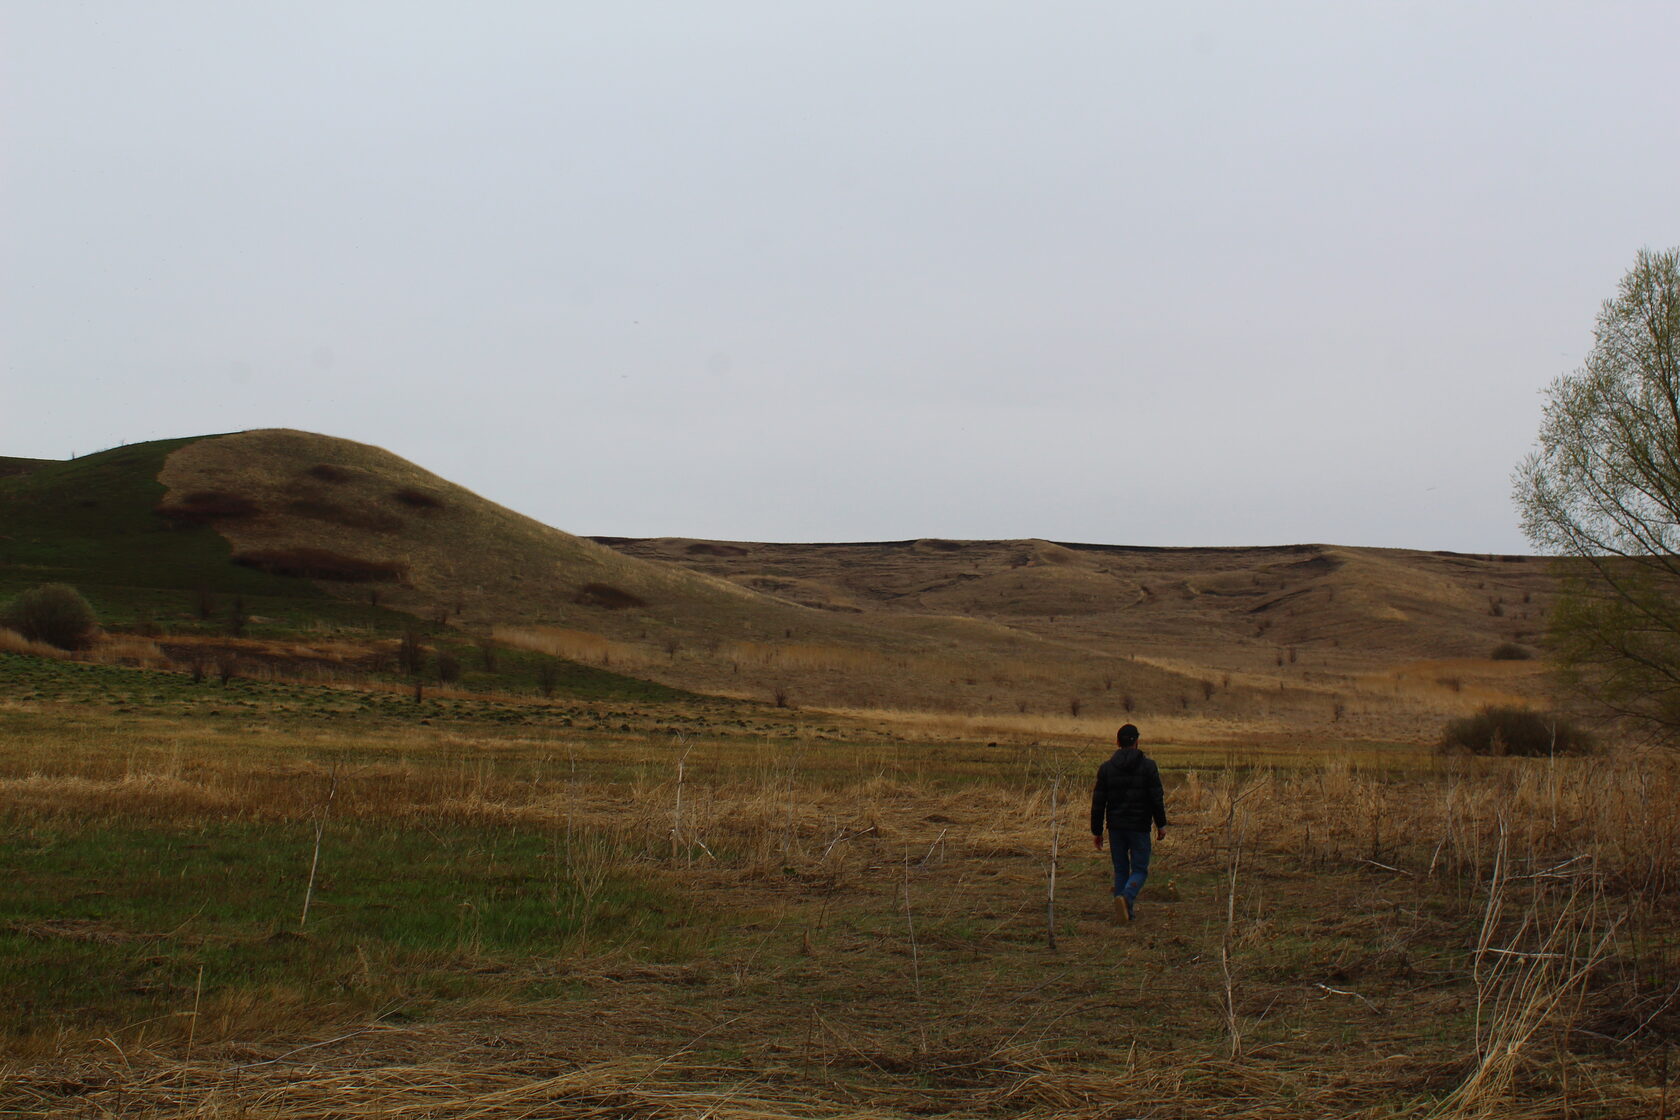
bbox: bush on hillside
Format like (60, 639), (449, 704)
(391, 487), (444, 510)
(1490, 642), (1535, 661)
(154, 491), (261, 525)
(573, 583), (648, 610)
(1, 583), (99, 650)
(397, 630), (427, 676)
(305, 463), (355, 483)
(233, 548), (407, 583)
(1439, 706), (1593, 756)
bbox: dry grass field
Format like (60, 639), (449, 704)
(1, 649), (1677, 1119)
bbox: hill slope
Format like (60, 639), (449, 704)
(595, 536), (1554, 670)
(159, 429), (784, 635)
(0, 437), (396, 630)
(2, 429), (1555, 738)
(151, 431), (1196, 711)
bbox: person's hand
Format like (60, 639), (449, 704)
(1092, 835), (1104, 851)
(1156, 826), (1167, 842)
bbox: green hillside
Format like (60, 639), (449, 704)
(0, 456), (54, 480)
(0, 438), (412, 633)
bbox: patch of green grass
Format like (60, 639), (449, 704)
(0, 439), (421, 634)
(0, 819), (692, 1038)
(437, 642), (699, 704)
(0, 652), (727, 746)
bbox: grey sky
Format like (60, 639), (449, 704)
(5, 3), (1678, 552)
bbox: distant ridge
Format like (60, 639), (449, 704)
(594, 535), (1557, 669)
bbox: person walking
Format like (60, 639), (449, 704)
(1091, 723), (1168, 924)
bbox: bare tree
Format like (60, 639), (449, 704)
(1514, 247), (1680, 736)
(397, 630), (426, 676)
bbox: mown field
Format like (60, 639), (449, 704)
(2, 651), (1677, 1118)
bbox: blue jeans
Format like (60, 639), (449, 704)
(1109, 829), (1152, 903)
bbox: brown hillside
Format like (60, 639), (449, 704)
(158, 431), (1190, 715)
(148, 429), (1554, 742)
(594, 535), (1560, 741)
(595, 537), (1554, 670)
(160, 430), (775, 633)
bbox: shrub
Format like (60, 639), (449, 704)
(1439, 706), (1593, 756)
(573, 583), (648, 610)
(305, 463), (354, 483)
(397, 631), (426, 676)
(233, 549), (407, 583)
(391, 486), (444, 510)
(1, 583), (98, 650)
(1490, 642), (1534, 661)
(154, 491), (260, 525)
(436, 649), (461, 684)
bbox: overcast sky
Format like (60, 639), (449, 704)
(5, 3), (1678, 552)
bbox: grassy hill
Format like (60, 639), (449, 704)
(596, 536), (1555, 669)
(153, 431), (1212, 713)
(593, 534), (1559, 739)
(0, 436), (733, 703)
(0, 456), (54, 481)
(0, 438), (407, 632)
(0, 429), (1558, 739)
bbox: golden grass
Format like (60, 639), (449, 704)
(86, 634), (170, 668)
(2, 609), (1666, 1120)
(494, 624), (651, 670)
(0, 626), (61, 658)
(3, 696), (1676, 1119)
(816, 705), (1298, 747)
(0, 627), (170, 668)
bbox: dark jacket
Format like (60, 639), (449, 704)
(1090, 747), (1167, 835)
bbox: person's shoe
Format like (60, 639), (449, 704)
(1113, 896), (1130, 924)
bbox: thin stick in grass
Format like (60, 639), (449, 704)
(185, 963), (203, 1069)
(671, 736), (692, 867)
(1047, 774), (1061, 953)
(903, 857), (922, 1001)
(1222, 777), (1260, 1059)
(299, 762), (339, 931)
